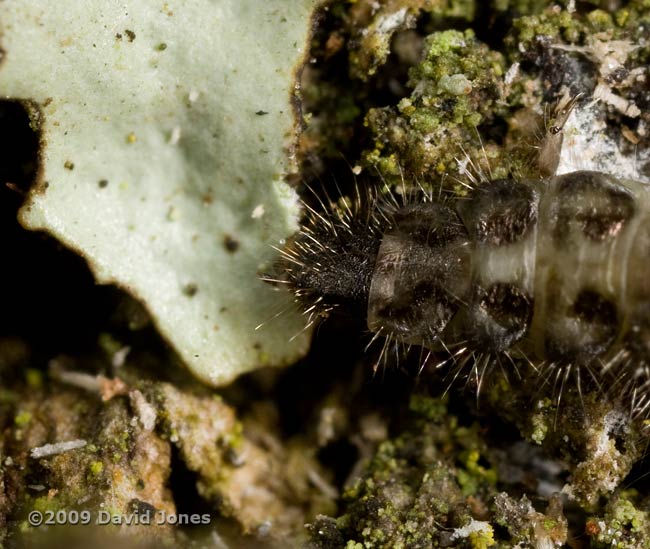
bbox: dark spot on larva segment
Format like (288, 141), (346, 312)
(98, 179), (108, 188)
(552, 171), (635, 244)
(125, 29), (136, 42)
(573, 289), (617, 327)
(545, 285), (619, 363)
(470, 283), (533, 351)
(370, 279), (457, 345)
(392, 203), (468, 248)
(182, 283), (198, 297)
(223, 234), (239, 253)
(456, 179), (539, 246)
(64, 160), (74, 170)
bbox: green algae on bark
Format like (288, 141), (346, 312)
(308, 394), (569, 548)
(586, 491), (650, 549)
(363, 28), (508, 187)
(344, 0), (478, 81)
(1, 383), (175, 545)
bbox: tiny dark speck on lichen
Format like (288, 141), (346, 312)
(156, 43), (167, 51)
(256, 110), (269, 115)
(223, 234), (239, 253)
(64, 160), (74, 170)
(98, 179), (108, 188)
(125, 29), (136, 42)
(182, 283), (198, 297)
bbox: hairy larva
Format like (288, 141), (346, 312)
(271, 96), (650, 420)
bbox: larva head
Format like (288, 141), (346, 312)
(276, 200), (387, 319)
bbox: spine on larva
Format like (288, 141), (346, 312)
(280, 170), (650, 411)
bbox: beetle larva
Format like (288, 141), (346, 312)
(274, 100), (650, 418)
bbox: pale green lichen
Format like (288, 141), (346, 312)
(0, 0), (323, 386)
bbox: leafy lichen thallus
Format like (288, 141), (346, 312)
(273, 95), (650, 418)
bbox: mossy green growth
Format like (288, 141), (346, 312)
(409, 393), (447, 421)
(14, 410), (32, 428)
(492, 0), (551, 14)
(406, 29), (504, 126)
(88, 461), (104, 476)
(610, 497), (646, 533)
(346, 0), (479, 80)
(24, 369), (43, 389)
(509, 9), (579, 45)
(529, 399), (552, 444)
(469, 524), (496, 549)
(310, 398), (505, 547)
(508, 3), (650, 56)
(589, 491), (650, 548)
(364, 29), (506, 186)
(457, 449), (498, 497)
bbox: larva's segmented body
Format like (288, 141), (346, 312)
(369, 172), (649, 373)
